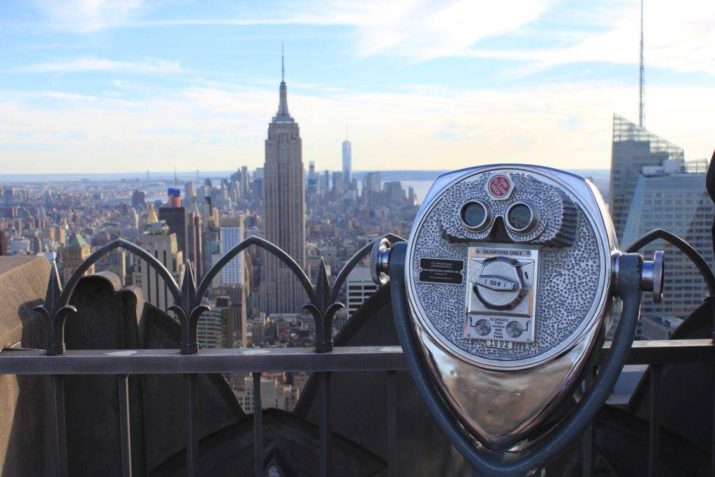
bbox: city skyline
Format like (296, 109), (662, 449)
(0, 0), (713, 174)
(0, 2), (713, 470)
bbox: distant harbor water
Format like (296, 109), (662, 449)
(0, 168), (608, 204)
(400, 180), (433, 205)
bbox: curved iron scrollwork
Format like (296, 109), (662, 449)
(303, 234), (403, 352)
(35, 238), (182, 356)
(626, 228), (715, 296)
(36, 234), (403, 355)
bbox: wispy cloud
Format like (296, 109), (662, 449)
(468, 0), (715, 76)
(28, 0), (360, 32)
(1, 81), (713, 174)
(24, 0), (714, 77)
(128, 0), (555, 61)
(14, 57), (181, 74)
(346, 0), (553, 60)
(30, 0), (145, 33)
(27, 0), (554, 62)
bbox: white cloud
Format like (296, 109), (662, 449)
(15, 57), (181, 74)
(130, 0), (555, 61)
(31, 0), (145, 32)
(347, 0), (553, 60)
(28, 0), (712, 78)
(0, 81), (713, 174)
(468, 0), (715, 76)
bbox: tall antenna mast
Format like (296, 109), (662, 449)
(639, 0), (645, 128)
(281, 42), (285, 82)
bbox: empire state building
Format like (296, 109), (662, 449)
(261, 54), (307, 313)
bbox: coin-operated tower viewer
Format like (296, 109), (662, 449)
(372, 165), (664, 475)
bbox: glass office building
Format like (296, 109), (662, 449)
(609, 114), (685, 241)
(621, 166), (714, 326)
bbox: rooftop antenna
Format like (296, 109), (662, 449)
(281, 42), (285, 82)
(639, 0), (645, 128)
(345, 124), (348, 140)
(174, 166), (178, 187)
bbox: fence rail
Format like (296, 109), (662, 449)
(0, 339), (712, 376)
(2, 229), (714, 476)
(0, 345), (406, 374)
(0, 340), (712, 476)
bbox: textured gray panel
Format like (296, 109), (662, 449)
(440, 172), (578, 246)
(410, 172), (602, 362)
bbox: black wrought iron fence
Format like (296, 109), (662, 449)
(0, 230), (713, 477)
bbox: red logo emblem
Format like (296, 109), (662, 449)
(487, 175), (512, 199)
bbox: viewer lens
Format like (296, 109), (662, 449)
(461, 201), (488, 230)
(507, 203), (534, 232)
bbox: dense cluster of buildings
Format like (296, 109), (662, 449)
(0, 61), (711, 407)
(0, 64), (418, 409)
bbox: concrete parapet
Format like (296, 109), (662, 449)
(0, 256), (54, 476)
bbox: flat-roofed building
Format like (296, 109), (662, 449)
(345, 265), (379, 317)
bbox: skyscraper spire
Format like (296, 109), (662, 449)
(639, 0), (645, 128)
(342, 129), (352, 188)
(263, 43), (305, 314)
(274, 44), (293, 122)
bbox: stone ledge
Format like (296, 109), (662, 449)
(0, 256), (50, 350)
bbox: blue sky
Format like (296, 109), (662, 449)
(0, 0), (713, 174)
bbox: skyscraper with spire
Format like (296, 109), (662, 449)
(606, 0), (714, 331)
(608, 0), (682, 241)
(261, 48), (307, 313)
(342, 130), (352, 189)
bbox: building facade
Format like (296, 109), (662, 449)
(219, 216), (245, 286)
(61, 233), (94, 284)
(187, 203), (203, 277)
(197, 307), (225, 349)
(342, 137), (352, 188)
(260, 60), (306, 313)
(345, 265), (379, 317)
(609, 114), (684, 241)
(235, 374), (298, 413)
(621, 165), (714, 324)
(158, 205), (187, 259)
(133, 206), (185, 311)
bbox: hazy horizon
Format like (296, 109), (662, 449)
(0, 167), (611, 184)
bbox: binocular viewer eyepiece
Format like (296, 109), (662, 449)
(372, 164), (664, 474)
